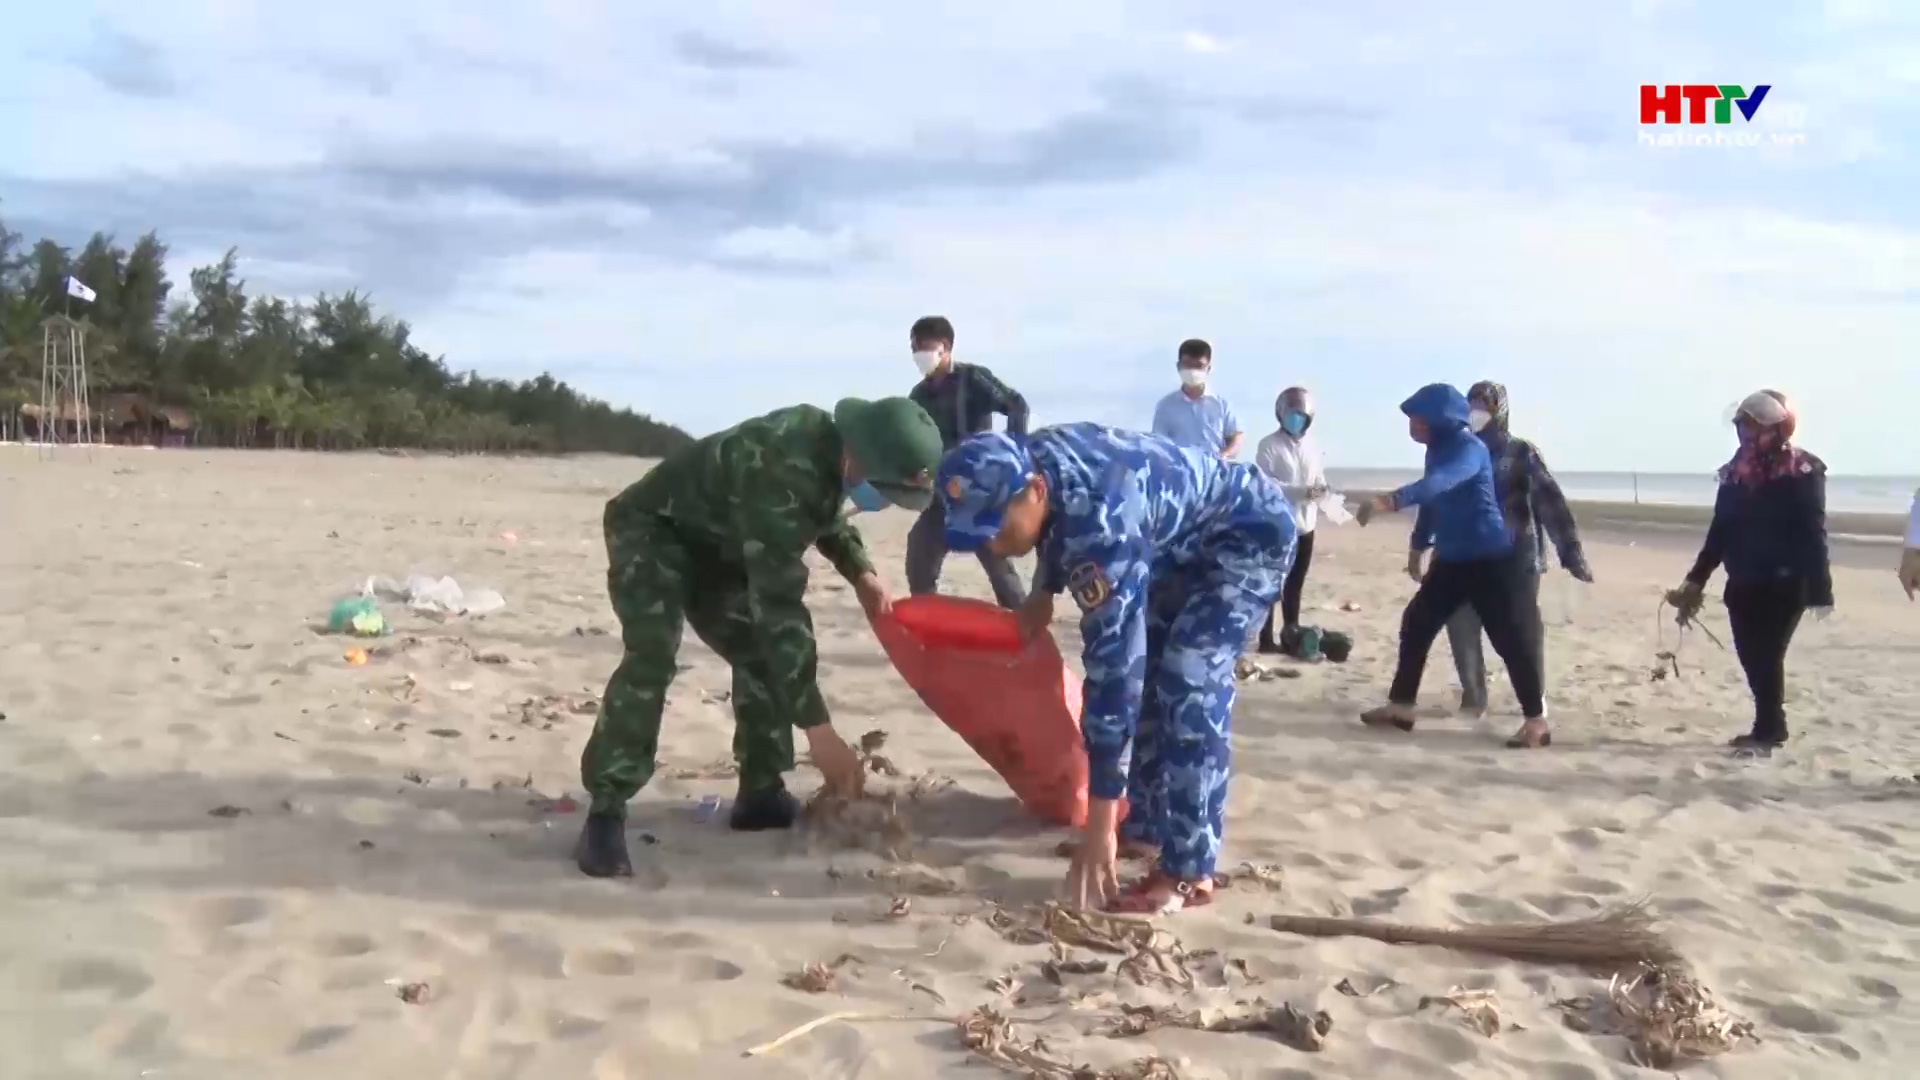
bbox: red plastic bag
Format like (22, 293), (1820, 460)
(873, 595), (1094, 827)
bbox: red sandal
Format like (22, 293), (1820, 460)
(1106, 872), (1214, 914)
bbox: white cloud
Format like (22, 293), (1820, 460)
(0, 1), (1913, 473)
(1181, 31), (1230, 55)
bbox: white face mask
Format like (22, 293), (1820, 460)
(913, 350), (943, 377)
(1178, 368), (1207, 389)
(1467, 408), (1491, 432)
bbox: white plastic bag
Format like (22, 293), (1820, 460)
(358, 573), (506, 617)
(1315, 491), (1354, 526)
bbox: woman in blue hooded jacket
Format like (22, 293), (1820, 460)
(1355, 384), (1548, 740)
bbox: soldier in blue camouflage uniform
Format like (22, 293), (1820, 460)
(937, 425), (1297, 913)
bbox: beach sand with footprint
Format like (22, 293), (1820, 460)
(0, 445), (1915, 1078)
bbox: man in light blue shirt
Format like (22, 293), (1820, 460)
(1151, 338), (1243, 459)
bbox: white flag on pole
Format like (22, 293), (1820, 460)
(65, 276), (97, 303)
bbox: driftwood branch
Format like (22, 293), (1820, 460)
(1269, 900), (1680, 971)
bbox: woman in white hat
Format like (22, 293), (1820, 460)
(1668, 390), (1831, 754)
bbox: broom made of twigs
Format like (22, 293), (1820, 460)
(1269, 900), (1680, 971)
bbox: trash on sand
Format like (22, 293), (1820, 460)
(782, 954), (859, 993)
(327, 596), (388, 637)
(1235, 658), (1301, 682)
(694, 794), (724, 823)
(1096, 1000), (1334, 1051)
(344, 648), (370, 666)
(1553, 963), (1755, 1068)
(1419, 987), (1505, 1037)
(360, 574), (506, 618)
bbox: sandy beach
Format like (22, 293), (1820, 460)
(2, 445), (1916, 1080)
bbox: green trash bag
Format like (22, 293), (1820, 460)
(1321, 630), (1354, 663)
(327, 595), (388, 637)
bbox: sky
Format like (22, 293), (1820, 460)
(1, 0), (1916, 474)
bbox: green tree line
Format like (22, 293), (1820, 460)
(0, 213), (694, 455)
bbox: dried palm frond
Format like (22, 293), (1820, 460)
(1268, 900), (1678, 971)
(1040, 904), (1169, 955)
(1095, 1001), (1332, 1052)
(986, 904), (1194, 991)
(1418, 987), (1504, 1037)
(959, 1005), (1181, 1079)
(1556, 963), (1755, 1068)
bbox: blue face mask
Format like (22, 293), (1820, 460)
(847, 480), (888, 514)
(1281, 412), (1308, 437)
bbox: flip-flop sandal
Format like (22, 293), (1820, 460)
(1108, 874), (1214, 915)
(1505, 730), (1552, 749)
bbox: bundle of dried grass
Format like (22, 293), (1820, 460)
(1556, 963), (1755, 1068)
(1095, 1001), (1332, 1052)
(1268, 900), (1679, 971)
(959, 1005), (1182, 1079)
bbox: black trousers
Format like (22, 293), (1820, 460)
(905, 499), (1026, 610)
(1724, 577), (1806, 743)
(1447, 553), (1544, 712)
(1259, 530), (1316, 647)
(1389, 555), (1545, 719)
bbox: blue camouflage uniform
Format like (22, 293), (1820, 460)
(937, 425), (1298, 881)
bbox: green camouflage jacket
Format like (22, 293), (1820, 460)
(610, 403), (873, 728)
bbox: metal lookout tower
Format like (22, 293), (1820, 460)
(37, 313), (97, 450)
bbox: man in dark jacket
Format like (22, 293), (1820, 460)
(1355, 384), (1547, 741)
(905, 316), (1030, 608)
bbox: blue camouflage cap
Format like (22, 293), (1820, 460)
(935, 432), (1034, 552)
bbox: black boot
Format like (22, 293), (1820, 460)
(575, 812), (633, 878)
(729, 782), (801, 832)
(1729, 730), (1787, 754)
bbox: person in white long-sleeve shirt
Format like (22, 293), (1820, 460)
(1901, 488), (1920, 600)
(1253, 386), (1328, 652)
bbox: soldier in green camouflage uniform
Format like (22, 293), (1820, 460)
(576, 396), (945, 877)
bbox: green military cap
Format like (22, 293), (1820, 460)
(833, 396), (943, 511)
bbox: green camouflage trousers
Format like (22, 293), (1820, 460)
(579, 512), (805, 817)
